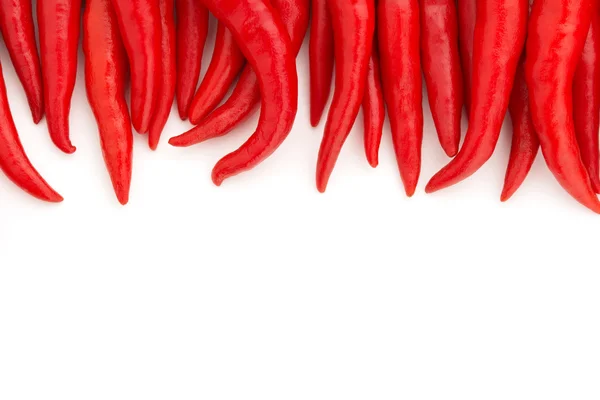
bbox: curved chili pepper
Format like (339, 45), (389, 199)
(0, 62), (62, 202)
(187, 22), (245, 125)
(111, 0), (161, 133)
(457, 0), (476, 114)
(378, 0), (422, 196)
(309, 0), (334, 127)
(501, 59), (539, 202)
(84, 0), (132, 205)
(426, 0), (528, 194)
(363, 42), (385, 168)
(175, 0), (208, 120)
(420, 0), (463, 157)
(192, 0), (297, 185)
(37, 0), (81, 154)
(148, 0), (176, 150)
(169, 0), (309, 149)
(0, 0), (44, 123)
(316, 0), (374, 192)
(573, 8), (600, 194)
(525, 0), (600, 213)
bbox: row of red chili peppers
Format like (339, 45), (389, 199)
(0, 0), (599, 214)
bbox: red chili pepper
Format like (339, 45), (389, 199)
(378, 0), (422, 196)
(420, 0), (463, 157)
(316, 0), (374, 192)
(189, 0), (297, 185)
(309, 0), (334, 127)
(525, 0), (600, 213)
(362, 42), (385, 168)
(456, 0), (476, 114)
(426, 0), (528, 193)
(573, 7), (600, 194)
(84, 0), (133, 205)
(37, 0), (81, 154)
(169, 0), (309, 149)
(0, 62), (62, 202)
(0, 0), (44, 123)
(187, 22), (245, 125)
(175, 0), (208, 120)
(501, 59), (539, 201)
(148, 0), (176, 150)
(111, 0), (161, 134)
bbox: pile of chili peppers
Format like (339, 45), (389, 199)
(1, 0), (600, 213)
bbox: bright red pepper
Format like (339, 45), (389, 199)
(426, 0), (528, 193)
(525, 0), (600, 213)
(0, 62), (62, 202)
(573, 6), (600, 194)
(111, 0), (161, 134)
(378, 0), (422, 196)
(362, 42), (385, 169)
(37, 0), (81, 154)
(175, 0), (208, 120)
(0, 0), (44, 124)
(84, 0), (133, 205)
(316, 0), (374, 192)
(420, 0), (463, 157)
(457, 0), (475, 114)
(192, 0), (297, 185)
(148, 0), (176, 150)
(501, 59), (539, 201)
(309, 0), (334, 127)
(187, 22), (245, 125)
(169, 0), (309, 150)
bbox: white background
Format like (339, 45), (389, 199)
(1, 18), (600, 400)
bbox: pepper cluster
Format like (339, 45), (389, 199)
(0, 0), (599, 213)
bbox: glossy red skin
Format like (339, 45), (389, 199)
(37, 0), (81, 154)
(148, 0), (176, 150)
(309, 0), (334, 127)
(197, 0), (298, 186)
(573, 8), (600, 194)
(0, 0), (44, 123)
(525, 0), (600, 213)
(111, 0), (161, 133)
(175, 0), (208, 120)
(0, 62), (62, 202)
(420, 0), (463, 157)
(426, 0), (528, 194)
(456, 0), (475, 114)
(170, 0), (309, 149)
(316, 0), (374, 193)
(501, 60), (539, 202)
(188, 22), (245, 125)
(84, 0), (133, 205)
(378, 0), (422, 196)
(362, 43), (385, 168)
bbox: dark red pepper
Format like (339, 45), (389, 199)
(0, 0), (44, 123)
(573, 6), (600, 193)
(420, 0), (463, 157)
(187, 22), (245, 125)
(111, 0), (161, 133)
(175, 0), (209, 120)
(457, 0), (476, 114)
(148, 0), (176, 150)
(309, 0), (334, 127)
(84, 0), (133, 205)
(37, 0), (82, 154)
(362, 42), (385, 168)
